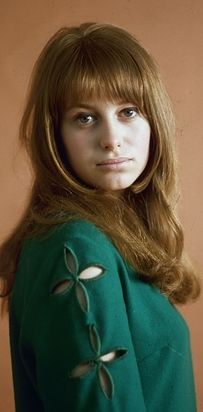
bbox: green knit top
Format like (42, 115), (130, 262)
(9, 220), (197, 411)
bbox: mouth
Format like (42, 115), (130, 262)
(97, 157), (132, 166)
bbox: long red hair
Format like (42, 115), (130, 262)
(0, 22), (200, 316)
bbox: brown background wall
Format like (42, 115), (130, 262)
(0, 0), (202, 410)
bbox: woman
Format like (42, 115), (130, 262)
(0, 22), (200, 411)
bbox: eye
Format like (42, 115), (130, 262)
(121, 107), (138, 118)
(74, 112), (96, 126)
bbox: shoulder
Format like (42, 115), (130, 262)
(18, 219), (121, 275)
(13, 218), (128, 327)
(27, 219), (111, 246)
(24, 219), (113, 251)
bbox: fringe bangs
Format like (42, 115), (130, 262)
(58, 39), (145, 116)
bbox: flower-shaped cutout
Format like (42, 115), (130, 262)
(69, 324), (127, 400)
(51, 247), (105, 313)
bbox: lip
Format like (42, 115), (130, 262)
(97, 157), (132, 166)
(96, 157), (132, 171)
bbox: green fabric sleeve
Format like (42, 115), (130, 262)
(13, 220), (147, 411)
(9, 220), (197, 411)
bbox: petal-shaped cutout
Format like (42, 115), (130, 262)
(64, 247), (78, 275)
(98, 364), (114, 400)
(70, 360), (96, 378)
(100, 351), (116, 362)
(76, 282), (89, 312)
(79, 266), (104, 280)
(51, 279), (74, 295)
(100, 348), (127, 363)
(89, 324), (101, 355)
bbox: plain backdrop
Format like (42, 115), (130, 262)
(0, 0), (202, 410)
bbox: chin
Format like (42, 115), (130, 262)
(97, 183), (131, 191)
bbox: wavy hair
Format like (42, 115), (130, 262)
(0, 22), (200, 315)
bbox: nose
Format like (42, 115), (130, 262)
(99, 119), (122, 151)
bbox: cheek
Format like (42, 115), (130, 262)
(63, 138), (83, 162)
(136, 126), (151, 160)
(142, 135), (151, 157)
(61, 125), (83, 160)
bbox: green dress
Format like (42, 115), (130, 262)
(9, 220), (197, 411)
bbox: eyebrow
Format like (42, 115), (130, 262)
(65, 100), (130, 113)
(66, 103), (97, 112)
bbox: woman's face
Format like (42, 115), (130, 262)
(61, 99), (150, 192)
